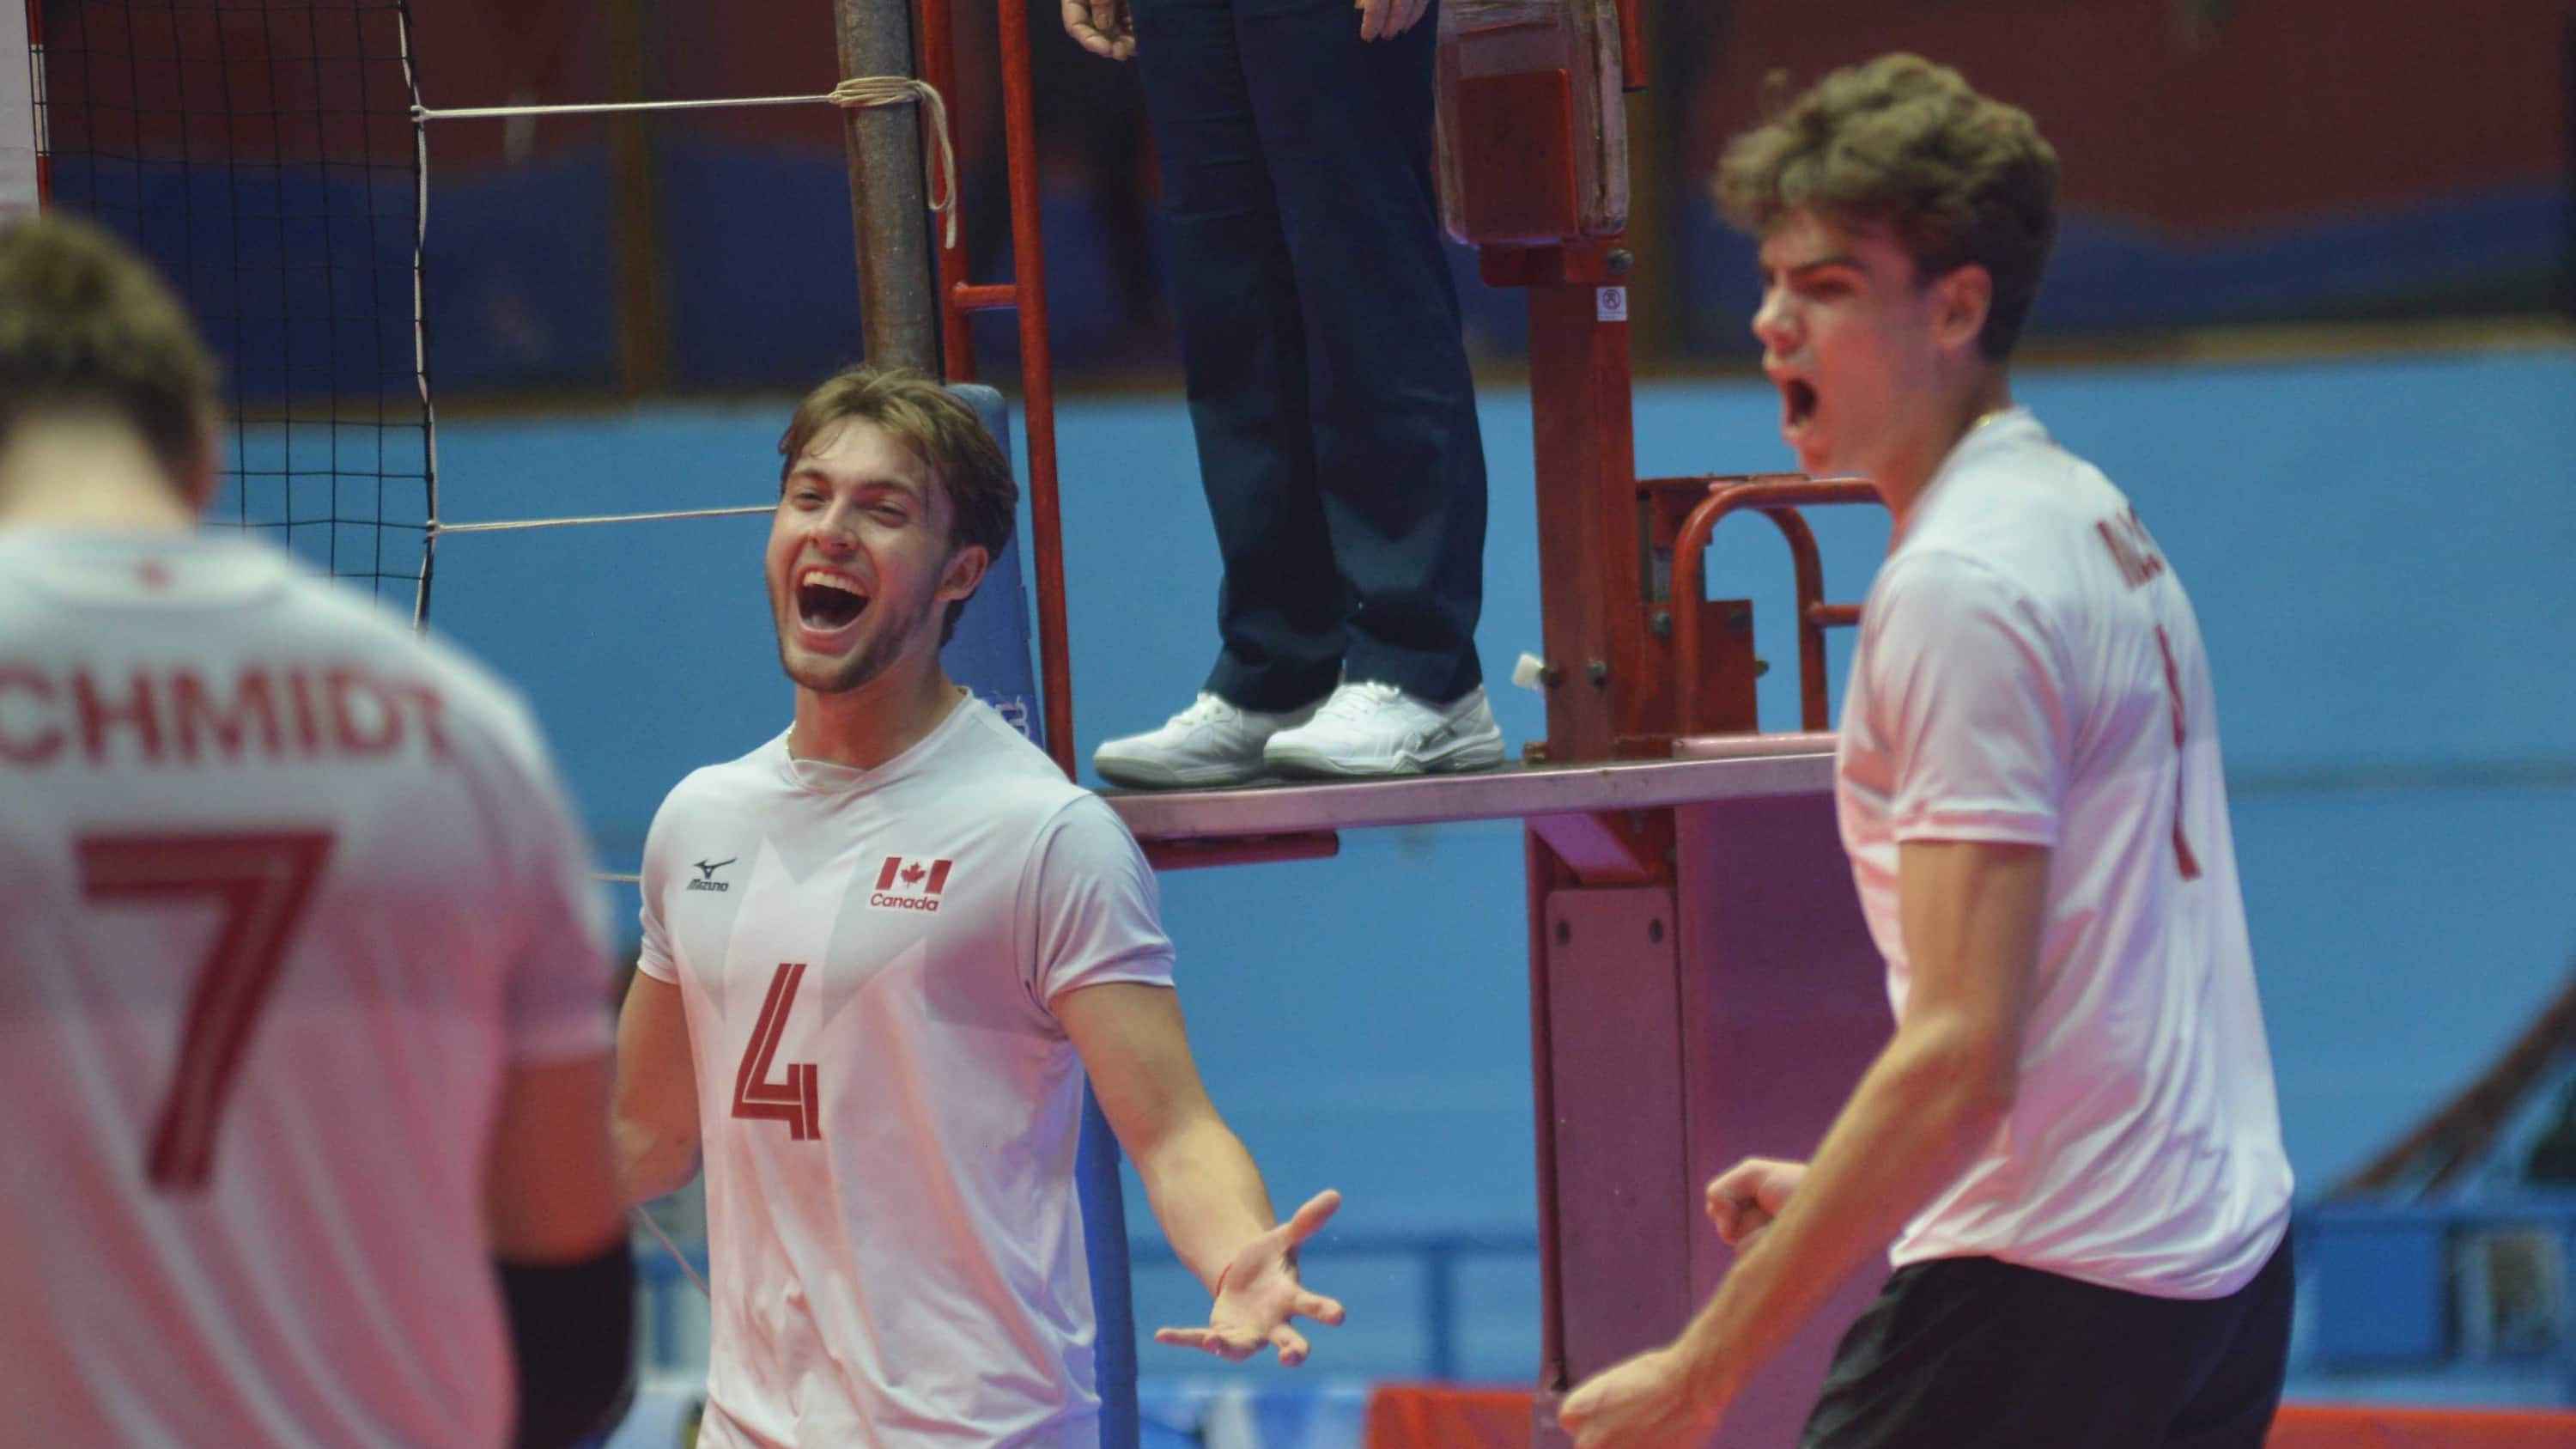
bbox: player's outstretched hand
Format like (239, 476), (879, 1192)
(1152, 1189), (1348, 1367)
(1705, 1156), (1805, 1248)
(1559, 1344), (1725, 1449)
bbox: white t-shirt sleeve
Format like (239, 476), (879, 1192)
(487, 715), (617, 1062)
(1026, 795), (1177, 1011)
(634, 793), (679, 986)
(1864, 550), (2069, 847)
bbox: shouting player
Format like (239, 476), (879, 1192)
(1561, 55), (2294, 1449)
(0, 215), (632, 1446)
(614, 365), (1346, 1447)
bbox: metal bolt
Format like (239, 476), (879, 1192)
(1553, 919), (1571, 947)
(1587, 660), (1609, 684)
(1649, 609), (1672, 638)
(1606, 248), (1634, 275)
(1649, 919), (1665, 944)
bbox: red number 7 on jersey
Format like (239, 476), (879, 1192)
(732, 962), (821, 1140)
(78, 831), (335, 1191)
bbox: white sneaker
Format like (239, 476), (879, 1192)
(1091, 691), (1321, 788)
(1261, 680), (1506, 778)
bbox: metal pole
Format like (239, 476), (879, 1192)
(910, 0), (976, 378)
(829, 0), (939, 373)
(994, 0), (1077, 774)
(605, 0), (670, 395)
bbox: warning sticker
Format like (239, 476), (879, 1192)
(1596, 286), (1628, 323)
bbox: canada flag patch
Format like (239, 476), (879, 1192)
(869, 855), (955, 913)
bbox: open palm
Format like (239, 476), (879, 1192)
(1153, 1189), (1348, 1367)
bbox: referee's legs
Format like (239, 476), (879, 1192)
(1131, 0), (1350, 713)
(1800, 1239), (2293, 1449)
(1230, 0), (1488, 704)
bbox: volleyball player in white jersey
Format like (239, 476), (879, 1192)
(1561, 56), (2294, 1449)
(0, 215), (632, 1446)
(613, 366), (1346, 1448)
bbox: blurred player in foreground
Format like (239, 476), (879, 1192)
(1562, 55), (2293, 1449)
(613, 365), (1345, 1447)
(0, 214), (632, 1447)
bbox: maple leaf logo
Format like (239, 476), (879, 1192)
(901, 862), (927, 887)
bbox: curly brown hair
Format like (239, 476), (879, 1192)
(0, 213), (220, 487)
(777, 365), (1018, 645)
(1715, 54), (2059, 359)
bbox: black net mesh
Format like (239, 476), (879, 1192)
(35, 0), (433, 614)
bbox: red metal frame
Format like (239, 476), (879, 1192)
(1611, 0), (1645, 92)
(1485, 238), (1643, 764)
(1525, 829), (1573, 1397)
(1667, 477), (1881, 734)
(1140, 833), (1341, 872)
(914, 0), (1077, 778)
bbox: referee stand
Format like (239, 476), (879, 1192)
(837, 0), (1893, 1445)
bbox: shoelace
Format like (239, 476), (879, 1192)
(1167, 692), (1240, 728)
(1315, 681), (1408, 721)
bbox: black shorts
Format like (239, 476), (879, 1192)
(1800, 1235), (2293, 1449)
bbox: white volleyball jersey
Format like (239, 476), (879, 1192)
(1836, 410), (2293, 1300)
(636, 695), (1175, 1449)
(0, 530), (615, 1446)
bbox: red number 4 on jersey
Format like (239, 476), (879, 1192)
(732, 961), (821, 1140)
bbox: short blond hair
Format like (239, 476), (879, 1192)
(777, 365), (1018, 645)
(1716, 54), (2059, 358)
(0, 213), (220, 485)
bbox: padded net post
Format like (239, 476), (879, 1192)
(945, 382), (1139, 1449)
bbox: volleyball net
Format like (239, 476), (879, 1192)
(21, 0), (435, 613)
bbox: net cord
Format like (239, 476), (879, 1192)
(635, 1206), (712, 1300)
(414, 77), (957, 245)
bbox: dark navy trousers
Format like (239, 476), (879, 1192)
(1130, 0), (1488, 709)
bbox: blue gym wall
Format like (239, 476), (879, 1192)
(422, 344), (2576, 1384)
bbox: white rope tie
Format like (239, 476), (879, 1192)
(416, 75), (958, 245)
(829, 76), (958, 249)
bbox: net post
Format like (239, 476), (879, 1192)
(829, 0), (939, 373)
(605, 0), (671, 394)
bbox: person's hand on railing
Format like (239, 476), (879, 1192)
(1062, 0), (1135, 61)
(1152, 1188), (1349, 1367)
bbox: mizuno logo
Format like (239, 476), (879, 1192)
(869, 855), (954, 913)
(687, 856), (736, 892)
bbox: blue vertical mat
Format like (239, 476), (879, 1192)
(942, 384), (1139, 1449)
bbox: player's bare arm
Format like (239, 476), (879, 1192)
(1561, 840), (2048, 1448)
(490, 1052), (628, 1259)
(1057, 981), (1348, 1367)
(612, 971), (702, 1203)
